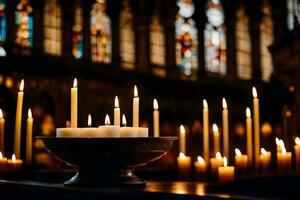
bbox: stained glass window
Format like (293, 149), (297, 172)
(236, 7), (252, 80)
(0, 0), (6, 56)
(150, 15), (165, 67)
(90, 0), (111, 63)
(175, 0), (198, 77)
(204, 0), (226, 75)
(15, 0), (33, 48)
(43, 0), (62, 56)
(72, 5), (83, 59)
(260, 2), (274, 82)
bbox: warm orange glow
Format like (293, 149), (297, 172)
(134, 85), (138, 97)
(12, 154), (16, 162)
(213, 124), (218, 133)
(203, 99), (208, 108)
(122, 114), (127, 126)
(246, 107), (251, 118)
(295, 137), (300, 145)
(261, 148), (267, 155)
(197, 156), (205, 163)
(179, 152), (186, 158)
(88, 114), (92, 126)
(0, 109), (3, 118)
(252, 87), (257, 98)
(223, 157), (228, 167)
(235, 148), (241, 156)
(153, 99), (158, 110)
(73, 78), (77, 88)
(114, 96), (119, 108)
(180, 125), (185, 135)
(19, 79), (24, 91)
(222, 98), (227, 109)
(216, 152), (222, 160)
(27, 108), (32, 119)
(105, 114), (110, 126)
(282, 146), (287, 154)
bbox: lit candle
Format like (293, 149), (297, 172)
(203, 99), (209, 163)
(98, 114), (120, 137)
(259, 148), (271, 172)
(8, 154), (22, 171)
(114, 96), (120, 127)
(294, 137), (300, 171)
(177, 152), (191, 180)
(194, 156), (206, 179)
(120, 114), (137, 137)
(0, 109), (5, 154)
(234, 148), (248, 173)
(218, 157), (235, 183)
(277, 143), (292, 172)
(210, 152), (223, 179)
(14, 79), (24, 159)
(71, 78), (78, 128)
(179, 125), (186, 155)
(80, 114), (101, 137)
(25, 108), (33, 165)
(153, 99), (159, 137)
(222, 98), (229, 159)
(213, 124), (220, 155)
(0, 152), (7, 171)
(252, 87), (260, 169)
(246, 107), (253, 167)
(133, 85), (139, 127)
(275, 137), (283, 152)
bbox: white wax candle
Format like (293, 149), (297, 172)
(25, 109), (33, 165)
(137, 127), (148, 137)
(133, 85), (139, 127)
(234, 148), (248, 173)
(0, 109), (5, 154)
(177, 152), (191, 180)
(153, 99), (159, 137)
(277, 144), (291, 172)
(222, 98), (229, 159)
(218, 157), (235, 183)
(260, 148), (271, 172)
(57, 128), (80, 137)
(295, 137), (300, 171)
(114, 96), (120, 127)
(0, 152), (7, 171)
(120, 114), (137, 137)
(194, 156), (206, 178)
(8, 154), (22, 171)
(210, 152), (223, 178)
(246, 107), (253, 167)
(14, 79), (24, 159)
(179, 125), (186, 155)
(213, 124), (220, 155)
(99, 114), (120, 137)
(71, 78), (78, 128)
(80, 114), (102, 137)
(203, 99), (209, 163)
(252, 87), (260, 169)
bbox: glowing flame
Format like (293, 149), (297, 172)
(295, 137), (300, 145)
(246, 107), (251, 118)
(19, 79), (24, 91)
(179, 152), (186, 158)
(275, 137), (280, 145)
(261, 148), (267, 155)
(28, 108), (32, 119)
(12, 154), (16, 162)
(88, 114), (92, 126)
(122, 114), (127, 126)
(203, 99), (208, 108)
(180, 125), (185, 135)
(0, 109), (3, 118)
(0, 152), (2, 159)
(153, 99), (158, 110)
(223, 157), (228, 167)
(73, 78), (77, 88)
(216, 152), (222, 159)
(213, 124), (218, 133)
(235, 148), (241, 156)
(105, 114), (110, 126)
(222, 98), (227, 109)
(252, 87), (257, 98)
(134, 85), (138, 97)
(114, 96), (119, 108)
(282, 146), (287, 154)
(197, 156), (205, 163)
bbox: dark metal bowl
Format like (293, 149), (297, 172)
(37, 137), (177, 187)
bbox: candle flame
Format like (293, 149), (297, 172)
(0, 108), (3, 118)
(12, 154), (16, 162)
(28, 108), (32, 119)
(105, 114), (110, 125)
(0, 152), (2, 159)
(235, 148), (241, 156)
(295, 137), (300, 145)
(134, 85), (138, 97)
(275, 137), (280, 145)
(282, 146), (287, 154)
(153, 98), (158, 110)
(197, 156), (205, 163)
(88, 114), (92, 126)
(122, 114), (127, 126)
(216, 152), (222, 159)
(246, 107), (251, 118)
(179, 152), (186, 158)
(222, 98), (227, 109)
(180, 125), (185, 135)
(223, 157), (228, 167)
(212, 123), (218, 133)
(114, 96), (119, 108)
(203, 99), (208, 108)
(19, 79), (24, 91)
(73, 78), (77, 88)
(252, 87), (257, 98)
(261, 148), (267, 155)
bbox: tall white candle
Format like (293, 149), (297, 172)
(114, 96), (120, 127)
(153, 99), (159, 137)
(71, 78), (78, 128)
(203, 99), (209, 163)
(213, 124), (220, 155)
(222, 98), (229, 159)
(294, 137), (300, 171)
(179, 125), (186, 155)
(26, 109), (33, 165)
(0, 109), (5, 154)
(246, 107), (253, 167)
(14, 79), (24, 159)
(133, 85), (139, 127)
(252, 87), (260, 169)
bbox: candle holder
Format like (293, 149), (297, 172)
(37, 136), (176, 187)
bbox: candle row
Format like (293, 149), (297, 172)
(0, 152), (22, 171)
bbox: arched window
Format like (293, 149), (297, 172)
(43, 0), (62, 56)
(150, 15), (165, 68)
(15, 0), (33, 49)
(175, 0), (198, 77)
(72, 4), (83, 59)
(235, 7), (251, 80)
(260, 2), (274, 82)
(204, 0), (226, 75)
(287, 0), (300, 30)
(90, 0), (111, 63)
(119, 0), (135, 69)
(0, 1), (6, 56)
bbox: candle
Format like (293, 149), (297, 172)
(203, 99), (209, 163)
(234, 148), (248, 173)
(0, 152), (7, 171)
(213, 124), (220, 155)
(120, 114), (137, 137)
(25, 108), (33, 165)
(252, 87), (260, 169)
(222, 98), (229, 159)
(179, 125), (186, 155)
(246, 107), (253, 167)
(275, 137), (283, 152)
(80, 114), (101, 137)
(194, 156), (206, 179)
(133, 85), (139, 127)
(0, 109), (5, 154)
(260, 148), (271, 172)
(277, 143), (292, 172)
(71, 78), (78, 128)
(8, 154), (22, 171)
(114, 96), (120, 127)
(153, 98), (159, 137)
(98, 114), (120, 137)
(56, 127), (80, 137)
(210, 152), (223, 179)
(14, 79), (24, 159)
(137, 127), (148, 137)
(294, 137), (300, 171)
(177, 152), (191, 180)
(218, 157), (235, 183)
